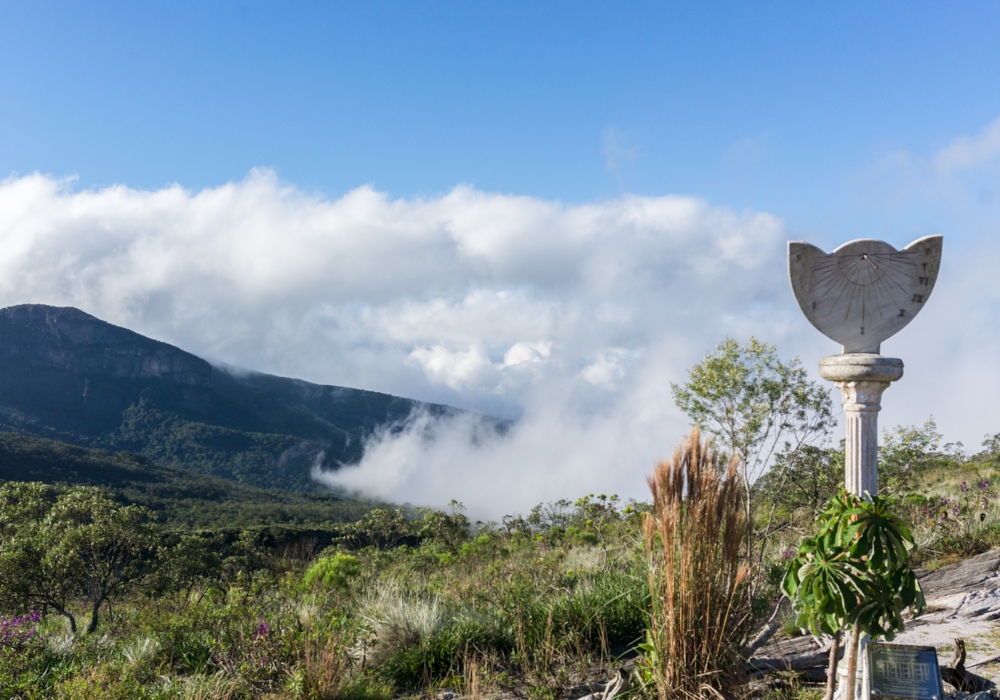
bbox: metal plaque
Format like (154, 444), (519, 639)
(867, 643), (944, 700)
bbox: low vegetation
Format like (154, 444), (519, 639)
(2, 421), (996, 700)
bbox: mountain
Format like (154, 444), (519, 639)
(0, 431), (375, 529)
(0, 304), (455, 491)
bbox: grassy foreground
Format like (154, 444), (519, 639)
(1, 496), (649, 700)
(3, 422), (1000, 700)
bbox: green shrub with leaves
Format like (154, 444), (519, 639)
(782, 491), (925, 700)
(304, 553), (361, 591)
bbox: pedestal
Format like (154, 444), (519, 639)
(819, 354), (903, 700)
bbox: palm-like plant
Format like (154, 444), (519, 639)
(782, 491), (925, 700)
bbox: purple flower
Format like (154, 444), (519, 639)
(981, 481), (991, 490)
(960, 482), (969, 493)
(255, 618), (271, 639)
(782, 549), (796, 560)
(0, 612), (41, 650)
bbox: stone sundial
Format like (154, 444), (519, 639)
(787, 234), (944, 700)
(788, 235), (943, 354)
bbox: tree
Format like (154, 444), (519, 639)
(415, 501), (470, 555)
(0, 483), (84, 631)
(753, 444), (843, 516)
(0, 482), (156, 634)
(878, 419), (943, 494)
(150, 533), (224, 597)
(336, 508), (414, 550)
(671, 337), (833, 531)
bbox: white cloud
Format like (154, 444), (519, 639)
(580, 348), (634, 391)
(0, 169), (992, 518)
(934, 116), (1000, 174)
(408, 343), (498, 392)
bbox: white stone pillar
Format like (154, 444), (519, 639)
(819, 354), (903, 499)
(818, 354), (903, 700)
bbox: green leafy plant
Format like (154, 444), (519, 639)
(782, 491), (925, 700)
(304, 553), (361, 591)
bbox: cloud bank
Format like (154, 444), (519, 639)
(0, 166), (993, 518)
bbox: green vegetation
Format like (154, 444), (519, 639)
(0, 486), (648, 700)
(1, 419), (999, 699)
(782, 492), (924, 699)
(0, 431), (376, 528)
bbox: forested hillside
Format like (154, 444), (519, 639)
(0, 431), (376, 528)
(0, 304), (460, 491)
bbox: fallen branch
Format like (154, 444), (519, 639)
(743, 598), (791, 657)
(940, 638), (996, 694)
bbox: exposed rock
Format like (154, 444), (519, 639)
(0, 305), (212, 386)
(917, 549), (1000, 621)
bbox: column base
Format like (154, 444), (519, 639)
(833, 635), (870, 700)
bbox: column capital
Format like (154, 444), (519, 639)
(833, 380), (893, 412)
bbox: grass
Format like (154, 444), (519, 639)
(643, 426), (752, 700)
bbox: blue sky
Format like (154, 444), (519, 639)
(1, 2), (999, 511)
(3, 2), (999, 238)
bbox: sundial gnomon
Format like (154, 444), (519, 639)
(788, 235), (942, 354)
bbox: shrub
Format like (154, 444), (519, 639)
(304, 553), (361, 591)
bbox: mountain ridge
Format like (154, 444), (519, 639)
(0, 304), (457, 491)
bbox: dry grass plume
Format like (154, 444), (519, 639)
(643, 426), (752, 700)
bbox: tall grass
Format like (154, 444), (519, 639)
(643, 426), (752, 699)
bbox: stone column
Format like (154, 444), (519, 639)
(819, 354), (904, 499)
(818, 354), (903, 700)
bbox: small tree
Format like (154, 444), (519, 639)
(48, 488), (156, 633)
(878, 419), (943, 494)
(0, 483), (85, 631)
(336, 508), (413, 550)
(672, 337), (833, 558)
(0, 482), (156, 634)
(782, 491), (925, 700)
(415, 500), (471, 555)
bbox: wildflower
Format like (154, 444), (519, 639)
(960, 481), (969, 493)
(0, 612), (41, 650)
(981, 481), (992, 490)
(254, 618), (271, 640)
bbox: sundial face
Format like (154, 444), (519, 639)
(788, 235), (942, 354)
